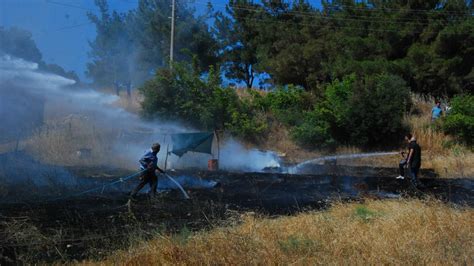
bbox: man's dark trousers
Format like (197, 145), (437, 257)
(130, 170), (158, 197)
(409, 166), (419, 187)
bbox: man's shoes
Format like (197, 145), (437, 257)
(396, 175), (405, 180)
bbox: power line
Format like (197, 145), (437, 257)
(45, 0), (96, 12)
(194, 0), (470, 24)
(198, 0), (472, 15)
(323, 3), (472, 15)
(55, 22), (95, 31)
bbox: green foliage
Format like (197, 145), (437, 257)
(442, 95), (474, 145)
(0, 26), (80, 83)
(173, 226), (192, 245)
(261, 85), (313, 126)
(291, 108), (335, 149)
(221, 0), (473, 97)
(213, 1), (261, 88)
(354, 205), (379, 222)
(0, 26), (42, 63)
(346, 74), (411, 146)
(87, 0), (218, 87)
(278, 235), (318, 254)
(140, 63), (266, 140)
(292, 74), (410, 148)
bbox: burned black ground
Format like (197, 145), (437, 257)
(0, 166), (473, 264)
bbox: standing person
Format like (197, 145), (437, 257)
(431, 100), (443, 121)
(405, 134), (421, 188)
(130, 143), (165, 199)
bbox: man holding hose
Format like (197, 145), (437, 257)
(130, 143), (165, 199)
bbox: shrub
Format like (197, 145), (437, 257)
(139, 63), (266, 140)
(292, 74), (410, 148)
(263, 85), (314, 126)
(346, 74), (411, 146)
(291, 108), (335, 149)
(442, 95), (474, 146)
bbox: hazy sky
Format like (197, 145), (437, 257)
(1, 0), (138, 80)
(1, 0), (322, 81)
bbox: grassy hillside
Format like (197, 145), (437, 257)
(19, 88), (472, 178)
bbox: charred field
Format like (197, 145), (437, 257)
(0, 160), (473, 264)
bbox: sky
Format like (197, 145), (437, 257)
(1, 0), (322, 81)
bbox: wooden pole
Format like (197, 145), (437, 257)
(169, 0), (175, 68)
(164, 143), (170, 171)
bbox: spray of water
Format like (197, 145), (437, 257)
(287, 152), (398, 174)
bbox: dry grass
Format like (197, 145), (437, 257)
(82, 199), (473, 265)
(407, 97), (474, 178)
(111, 90), (143, 115)
(22, 117), (133, 168)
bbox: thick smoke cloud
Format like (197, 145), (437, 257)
(0, 55), (280, 172)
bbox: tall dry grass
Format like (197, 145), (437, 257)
(407, 97), (474, 178)
(83, 199), (473, 265)
(23, 117), (134, 168)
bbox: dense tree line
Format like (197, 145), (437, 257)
(88, 0), (472, 97)
(87, 0), (473, 148)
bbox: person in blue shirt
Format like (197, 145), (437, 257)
(431, 101), (443, 121)
(130, 143), (165, 199)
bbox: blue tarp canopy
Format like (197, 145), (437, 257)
(170, 132), (214, 157)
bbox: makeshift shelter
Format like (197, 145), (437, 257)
(164, 131), (220, 170)
(170, 132), (214, 157)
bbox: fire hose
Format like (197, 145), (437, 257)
(164, 173), (190, 199)
(49, 170), (190, 202)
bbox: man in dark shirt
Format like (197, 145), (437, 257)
(130, 143), (165, 199)
(405, 133), (421, 188)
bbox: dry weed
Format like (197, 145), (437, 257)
(82, 199), (474, 265)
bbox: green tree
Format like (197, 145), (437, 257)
(292, 74), (410, 148)
(0, 26), (42, 63)
(0, 26), (80, 83)
(87, 0), (134, 88)
(87, 0), (219, 88)
(213, 0), (261, 88)
(442, 94), (474, 145)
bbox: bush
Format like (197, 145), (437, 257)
(346, 74), (411, 146)
(262, 85), (314, 126)
(292, 74), (410, 148)
(291, 108), (335, 149)
(442, 95), (474, 146)
(139, 63), (266, 140)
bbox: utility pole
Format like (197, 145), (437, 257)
(169, 0), (175, 69)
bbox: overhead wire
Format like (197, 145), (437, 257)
(54, 22), (95, 31)
(188, 0), (471, 34)
(45, 0), (96, 12)
(191, 0), (470, 24)
(199, 0), (472, 15)
(42, 0), (471, 33)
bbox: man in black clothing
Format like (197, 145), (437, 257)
(405, 133), (421, 187)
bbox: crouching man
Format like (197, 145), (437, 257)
(130, 143), (165, 199)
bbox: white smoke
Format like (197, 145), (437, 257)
(0, 55), (75, 90)
(0, 55), (281, 172)
(219, 139), (281, 172)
